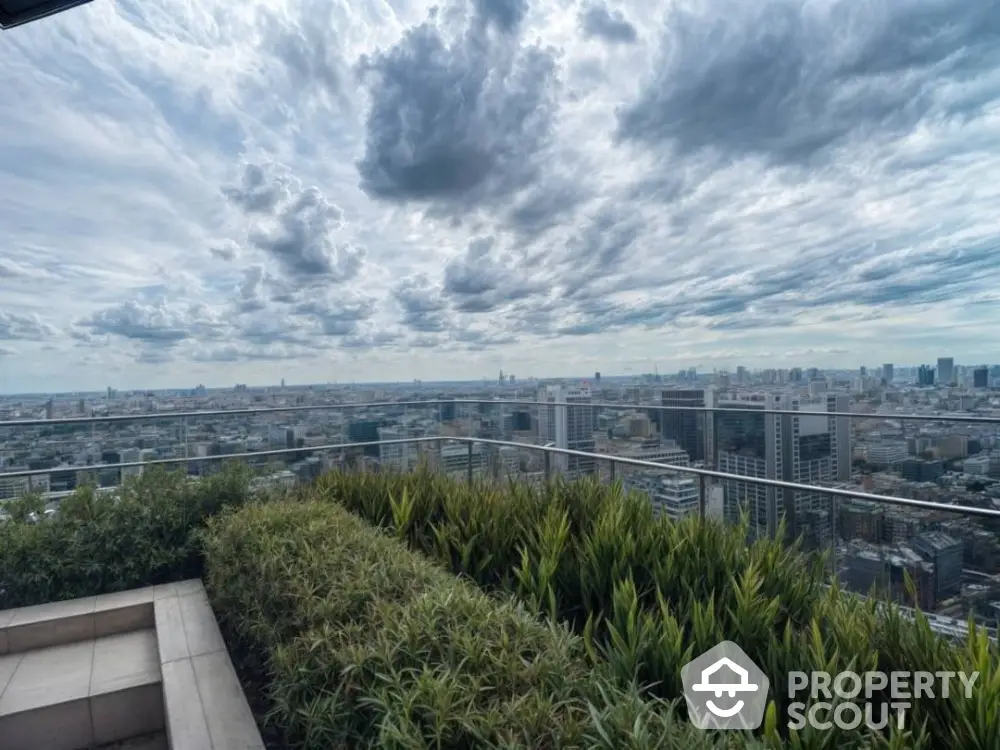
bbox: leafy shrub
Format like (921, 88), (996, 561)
(0, 463), (253, 608)
(201, 498), (756, 750)
(315, 468), (1000, 749)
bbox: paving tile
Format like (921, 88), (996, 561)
(153, 596), (188, 664)
(0, 696), (93, 750)
(8, 596), (96, 626)
(153, 584), (179, 601)
(90, 630), (161, 695)
(95, 587), (156, 612)
(178, 591), (225, 658)
(0, 639), (94, 715)
(91, 683), (165, 746)
(6, 612), (95, 653)
(192, 651), (264, 750)
(161, 658), (212, 750)
(0, 652), (21, 698)
(172, 579), (205, 597)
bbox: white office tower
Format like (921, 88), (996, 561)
(378, 426), (411, 472)
(120, 448), (142, 480)
(538, 384), (596, 478)
(938, 357), (955, 387)
(440, 442), (486, 480)
(652, 476), (700, 521)
(808, 379), (828, 398)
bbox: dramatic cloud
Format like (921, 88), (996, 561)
(3, 0), (1000, 392)
(357, 6), (560, 213)
(617, 0), (1000, 162)
(579, 3), (637, 45)
(393, 274), (451, 333)
(0, 310), (57, 340)
(223, 162), (366, 282)
(75, 299), (226, 344)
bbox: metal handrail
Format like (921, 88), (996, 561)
(4, 435), (1000, 519)
(2, 397), (999, 428)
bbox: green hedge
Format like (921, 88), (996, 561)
(201, 499), (755, 750)
(0, 464), (253, 608)
(314, 468), (1000, 749)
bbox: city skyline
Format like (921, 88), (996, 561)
(2, 0), (999, 393)
(1, 358), (997, 397)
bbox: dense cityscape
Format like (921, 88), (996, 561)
(4, 358), (1000, 632)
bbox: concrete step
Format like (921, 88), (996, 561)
(0, 580), (264, 750)
(0, 629), (163, 750)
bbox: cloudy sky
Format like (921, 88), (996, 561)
(1, 0), (999, 393)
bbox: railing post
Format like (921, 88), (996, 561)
(608, 457), (616, 483)
(543, 450), (551, 481)
(828, 491), (837, 577)
(467, 441), (474, 485)
(698, 474), (706, 520)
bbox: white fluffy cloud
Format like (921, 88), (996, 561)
(2, 0), (1000, 391)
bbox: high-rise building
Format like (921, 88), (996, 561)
(378, 426), (411, 471)
(715, 392), (841, 541)
(659, 388), (714, 464)
(882, 364), (894, 384)
(937, 358), (955, 387)
(917, 365), (935, 386)
(538, 385), (596, 478)
(974, 366), (989, 389)
(824, 394), (851, 482)
(45, 400), (53, 420)
(641, 476), (700, 521)
(912, 532), (963, 603)
(714, 393), (788, 538)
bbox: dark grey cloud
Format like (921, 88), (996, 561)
(340, 329), (401, 349)
(75, 300), (225, 344)
(579, 3), (637, 44)
(224, 162), (365, 282)
(293, 295), (378, 336)
(0, 310), (56, 340)
(210, 241), (239, 261)
(222, 163), (289, 214)
(190, 343), (308, 363)
(357, 15), (559, 212)
(617, 0), (1000, 162)
(392, 274), (451, 332)
(505, 178), (591, 236)
(454, 327), (518, 349)
(266, 3), (345, 99)
(137, 348), (174, 365)
(442, 236), (541, 312)
(554, 204), (644, 300)
(237, 265), (268, 313)
(473, 0), (528, 32)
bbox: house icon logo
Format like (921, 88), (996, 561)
(681, 641), (770, 730)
